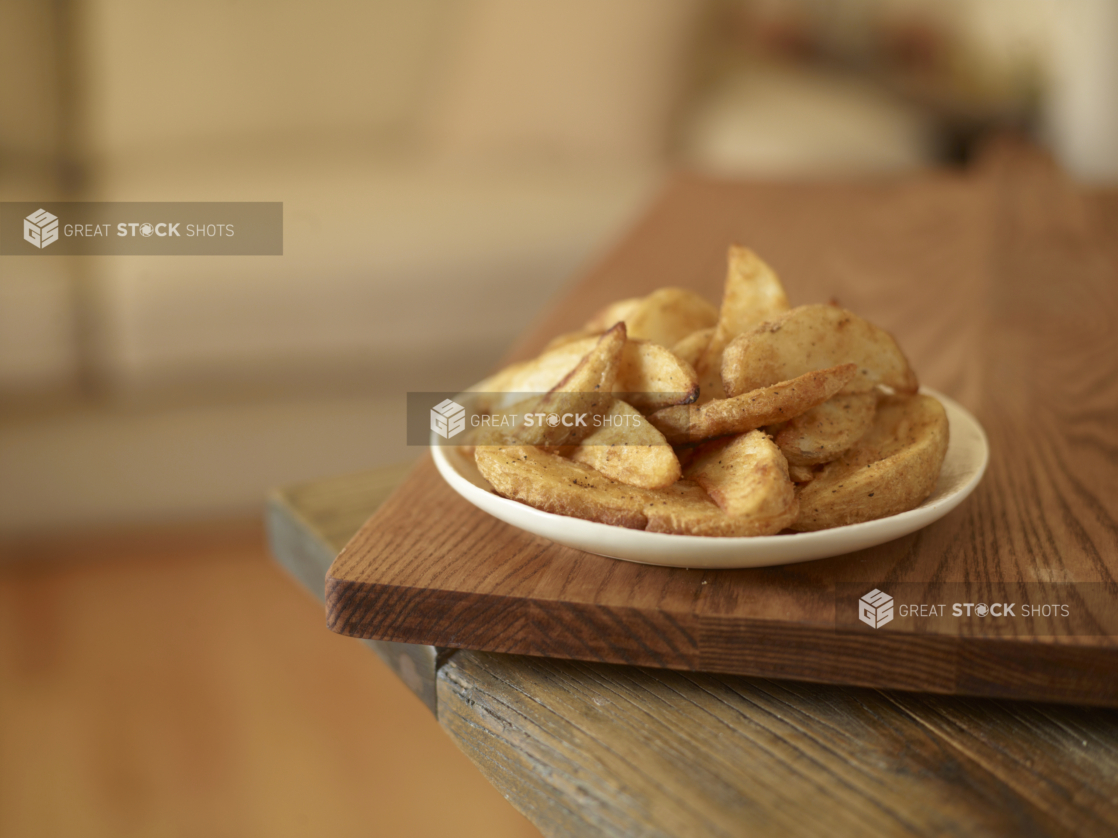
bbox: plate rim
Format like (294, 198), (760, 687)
(430, 387), (989, 568)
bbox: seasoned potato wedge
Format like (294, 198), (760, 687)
(512, 324), (625, 447)
(477, 444), (650, 529)
(481, 337), (698, 413)
(695, 247), (791, 402)
(623, 288), (719, 347)
(773, 392), (877, 467)
(568, 400), (680, 489)
(584, 297), (644, 333)
(643, 479), (795, 537)
(684, 431), (797, 528)
(791, 394), (948, 531)
(672, 327), (714, 368)
(722, 305), (918, 398)
(649, 363), (857, 445)
(788, 463), (816, 483)
(583, 289), (717, 349)
(477, 445), (795, 536)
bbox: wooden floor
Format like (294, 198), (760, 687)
(0, 520), (540, 838)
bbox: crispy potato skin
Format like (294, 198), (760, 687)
(672, 327), (714, 368)
(644, 479), (796, 537)
(791, 394), (949, 531)
(481, 337), (698, 414)
(622, 288), (718, 347)
(569, 401), (681, 489)
(649, 363), (857, 445)
(684, 431), (798, 530)
(773, 392), (877, 467)
(584, 297), (644, 333)
(477, 444), (794, 536)
(694, 247), (790, 402)
(513, 324), (625, 447)
(477, 444), (651, 529)
(722, 304), (918, 398)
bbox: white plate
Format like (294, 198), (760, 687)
(431, 388), (988, 569)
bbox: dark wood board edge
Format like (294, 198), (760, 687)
(326, 573), (1118, 706)
(325, 579), (700, 671)
(265, 468), (456, 714)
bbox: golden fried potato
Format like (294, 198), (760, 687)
(791, 394), (948, 531)
(477, 444), (650, 529)
(477, 445), (795, 536)
(648, 363), (857, 445)
(672, 327), (714, 368)
(615, 343), (699, 414)
(622, 288), (718, 347)
(722, 304), (918, 398)
(772, 392), (877, 467)
(568, 400), (680, 489)
(481, 337), (698, 413)
(643, 479), (794, 537)
(788, 463), (816, 483)
(584, 297), (644, 333)
(512, 324), (625, 447)
(684, 431), (797, 529)
(694, 247), (791, 402)
(583, 289), (717, 349)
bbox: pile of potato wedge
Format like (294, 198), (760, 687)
(463, 246), (949, 536)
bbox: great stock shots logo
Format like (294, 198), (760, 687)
(859, 589), (894, 629)
(23, 209), (59, 249)
(430, 399), (467, 439)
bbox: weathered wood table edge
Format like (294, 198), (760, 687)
(267, 465), (1118, 838)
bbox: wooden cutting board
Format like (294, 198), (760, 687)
(327, 141), (1118, 706)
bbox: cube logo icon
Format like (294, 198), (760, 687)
(24, 209), (59, 249)
(859, 589), (894, 629)
(430, 398), (466, 439)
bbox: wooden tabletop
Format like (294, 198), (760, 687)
(269, 466), (1118, 838)
(325, 140), (1118, 707)
(268, 143), (1118, 836)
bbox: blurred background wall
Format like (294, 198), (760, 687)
(1, 0), (1116, 535)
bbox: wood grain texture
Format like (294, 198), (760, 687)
(437, 652), (1118, 838)
(328, 144), (1118, 706)
(270, 459), (1118, 837)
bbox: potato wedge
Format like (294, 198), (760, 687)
(584, 297), (644, 332)
(695, 247), (791, 402)
(644, 479), (795, 537)
(672, 327), (714, 368)
(512, 324), (625, 447)
(583, 289), (717, 349)
(722, 304), (918, 398)
(788, 463), (816, 483)
(623, 288), (718, 347)
(477, 445), (795, 536)
(649, 363), (857, 445)
(480, 337), (698, 413)
(477, 444), (650, 529)
(684, 431), (798, 528)
(615, 343), (700, 414)
(773, 392), (877, 467)
(568, 400), (680, 489)
(791, 394), (949, 531)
